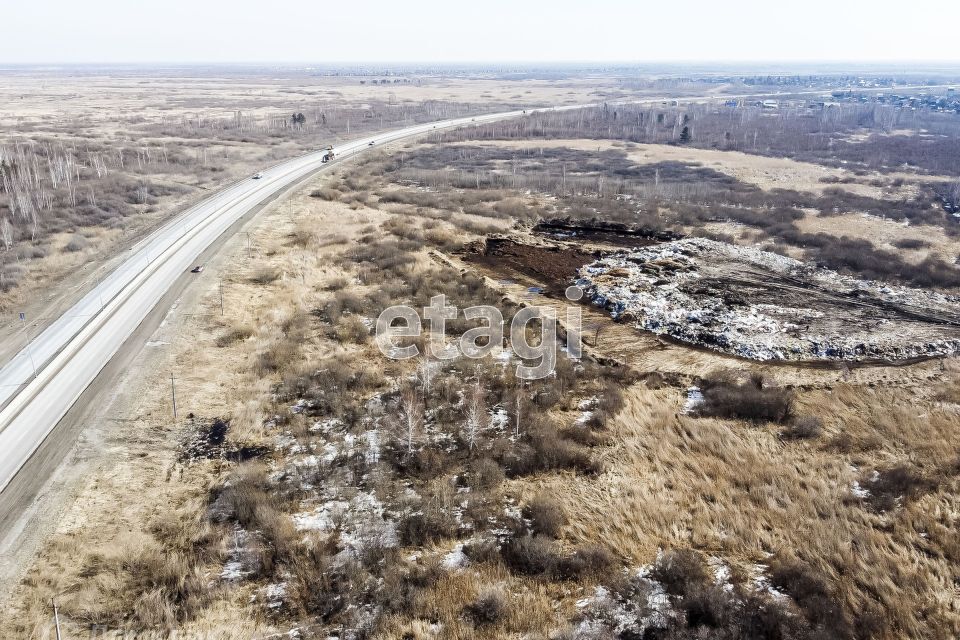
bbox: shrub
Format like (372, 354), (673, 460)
(390, 446), (450, 480)
(554, 544), (615, 580)
(524, 494), (567, 537)
(866, 465), (936, 512)
(398, 510), (455, 546)
(464, 589), (507, 626)
(384, 216), (424, 242)
(502, 420), (599, 477)
(696, 373), (793, 423)
(469, 457), (505, 491)
(215, 325), (253, 347)
(255, 340), (298, 375)
(784, 415), (823, 439)
(770, 558), (851, 636)
(289, 225), (317, 248)
(335, 315), (370, 344)
(462, 539), (500, 564)
(893, 237), (931, 250)
(681, 585), (733, 629)
(310, 187), (341, 201)
(651, 549), (710, 596)
(0, 264), (24, 292)
(500, 535), (560, 576)
(64, 234), (89, 252)
(250, 267), (281, 285)
(585, 383), (625, 430)
(288, 540), (361, 620)
(214, 465), (297, 571)
(380, 562), (444, 616)
(123, 547), (210, 626)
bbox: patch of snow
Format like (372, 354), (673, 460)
(320, 442), (340, 464)
(489, 406), (509, 431)
(442, 544), (469, 570)
(289, 399), (308, 414)
(310, 418), (344, 433)
(294, 491), (398, 554)
(751, 564), (788, 600)
(682, 386), (704, 414)
(220, 561), (244, 581)
(851, 481), (871, 498)
(575, 570), (673, 637)
(365, 429), (380, 464)
(265, 582), (287, 609)
(293, 500), (348, 532)
(708, 556), (734, 592)
(503, 503), (523, 521)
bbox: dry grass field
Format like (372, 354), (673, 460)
(0, 68), (737, 357)
(2, 72), (960, 640)
(3, 124), (959, 639)
(0, 69), (568, 336)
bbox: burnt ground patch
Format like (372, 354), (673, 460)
(535, 218), (680, 248)
(463, 237), (599, 297)
(180, 417), (269, 462)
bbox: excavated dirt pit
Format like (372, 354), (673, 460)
(463, 237), (599, 297)
(463, 221), (674, 297)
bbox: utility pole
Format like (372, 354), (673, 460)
(52, 598), (62, 640)
(20, 313), (37, 379)
(171, 374), (178, 420)
(95, 273), (104, 310)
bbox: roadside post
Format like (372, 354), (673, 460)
(171, 374), (178, 420)
(19, 313), (37, 379)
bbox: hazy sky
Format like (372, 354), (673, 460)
(2, 0), (958, 64)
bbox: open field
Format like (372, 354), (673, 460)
(2, 68), (960, 640)
(4, 116), (960, 638)
(0, 69), (529, 349)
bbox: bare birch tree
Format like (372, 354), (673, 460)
(463, 378), (489, 453)
(513, 380), (525, 439)
(417, 355), (434, 397)
(399, 384), (423, 455)
(0, 217), (12, 252)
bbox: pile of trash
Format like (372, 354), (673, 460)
(577, 238), (960, 361)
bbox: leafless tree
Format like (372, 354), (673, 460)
(399, 384), (423, 455)
(513, 380), (525, 439)
(463, 377), (489, 453)
(951, 179), (960, 210)
(0, 217), (12, 252)
(417, 355), (434, 397)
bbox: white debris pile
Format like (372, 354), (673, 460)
(578, 238), (960, 361)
